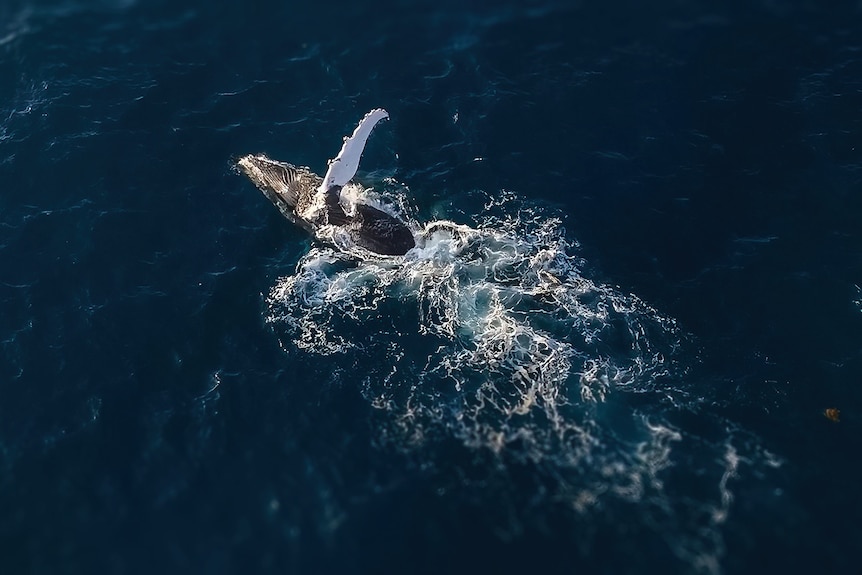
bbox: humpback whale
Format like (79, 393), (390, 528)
(236, 109), (416, 256)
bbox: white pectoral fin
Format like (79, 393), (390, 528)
(320, 108), (389, 193)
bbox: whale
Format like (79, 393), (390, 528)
(236, 109), (416, 256)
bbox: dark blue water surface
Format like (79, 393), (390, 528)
(2, 1), (862, 573)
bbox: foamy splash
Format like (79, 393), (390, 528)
(267, 186), (684, 449)
(264, 185), (779, 573)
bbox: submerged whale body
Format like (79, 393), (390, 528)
(236, 109), (416, 256)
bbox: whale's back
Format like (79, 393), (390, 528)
(350, 204), (416, 255)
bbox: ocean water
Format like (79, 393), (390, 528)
(1, 1), (861, 573)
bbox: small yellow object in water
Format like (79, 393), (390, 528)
(824, 408), (841, 422)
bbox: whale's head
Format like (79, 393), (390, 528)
(235, 154), (321, 228)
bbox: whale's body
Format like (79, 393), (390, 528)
(236, 109), (415, 256)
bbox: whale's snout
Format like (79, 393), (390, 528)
(235, 154), (303, 209)
(235, 154), (268, 189)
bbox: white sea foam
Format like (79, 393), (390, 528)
(267, 186), (684, 450)
(265, 185), (779, 573)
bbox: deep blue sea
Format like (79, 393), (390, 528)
(2, 1), (861, 573)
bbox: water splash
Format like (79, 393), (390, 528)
(264, 185), (783, 573)
(267, 187), (685, 452)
